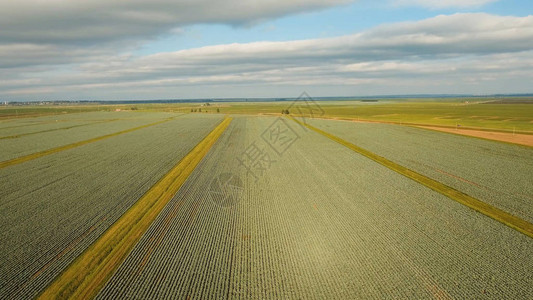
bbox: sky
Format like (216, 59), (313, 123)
(1, 0), (532, 101)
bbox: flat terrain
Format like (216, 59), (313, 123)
(3, 97), (533, 133)
(198, 99), (533, 133)
(0, 113), (223, 298)
(99, 116), (532, 299)
(0, 112), (180, 161)
(0, 105), (532, 299)
(306, 118), (533, 223)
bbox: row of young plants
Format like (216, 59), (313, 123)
(0, 111), (179, 161)
(0, 114), (223, 299)
(97, 117), (250, 299)
(98, 116), (533, 299)
(307, 118), (533, 223)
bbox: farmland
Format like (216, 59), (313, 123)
(0, 111), (182, 162)
(4, 98), (533, 132)
(98, 116), (532, 299)
(0, 113), (223, 298)
(1, 104), (532, 299)
(306, 118), (533, 223)
(164, 99), (533, 132)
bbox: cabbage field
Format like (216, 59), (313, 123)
(306, 118), (533, 223)
(0, 111), (182, 161)
(1, 112), (532, 299)
(98, 116), (532, 299)
(0, 113), (223, 298)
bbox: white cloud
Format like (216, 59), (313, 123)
(393, 0), (498, 9)
(1, 13), (533, 99)
(73, 13), (532, 75)
(0, 0), (351, 45)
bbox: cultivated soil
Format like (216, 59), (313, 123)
(417, 126), (533, 147)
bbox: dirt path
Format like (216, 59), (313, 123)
(417, 126), (533, 147)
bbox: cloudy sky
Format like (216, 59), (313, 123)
(1, 0), (532, 101)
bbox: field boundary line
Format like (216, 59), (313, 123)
(0, 116), (178, 169)
(37, 116), (233, 300)
(289, 116), (533, 239)
(0, 119), (122, 140)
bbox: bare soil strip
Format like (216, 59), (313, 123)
(37, 116), (232, 300)
(290, 116), (533, 239)
(416, 125), (533, 147)
(0, 117), (175, 169)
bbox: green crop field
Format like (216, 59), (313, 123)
(306, 118), (533, 223)
(312, 101), (533, 132)
(182, 98), (533, 132)
(0, 106), (102, 119)
(97, 116), (532, 299)
(3, 98), (532, 132)
(0, 106), (532, 299)
(0, 111), (182, 161)
(0, 114), (223, 298)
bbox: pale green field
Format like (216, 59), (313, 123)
(99, 116), (532, 299)
(0, 114), (223, 299)
(307, 118), (533, 223)
(0, 111), (531, 299)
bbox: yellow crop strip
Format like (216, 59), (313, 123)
(289, 116), (533, 239)
(38, 116), (232, 300)
(0, 117), (174, 169)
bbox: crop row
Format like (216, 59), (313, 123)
(0, 114), (223, 299)
(98, 116), (533, 299)
(0, 111), (179, 161)
(307, 118), (533, 223)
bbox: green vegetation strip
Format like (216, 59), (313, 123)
(37, 116), (233, 300)
(289, 116), (533, 239)
(0, 117), (174, 169)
